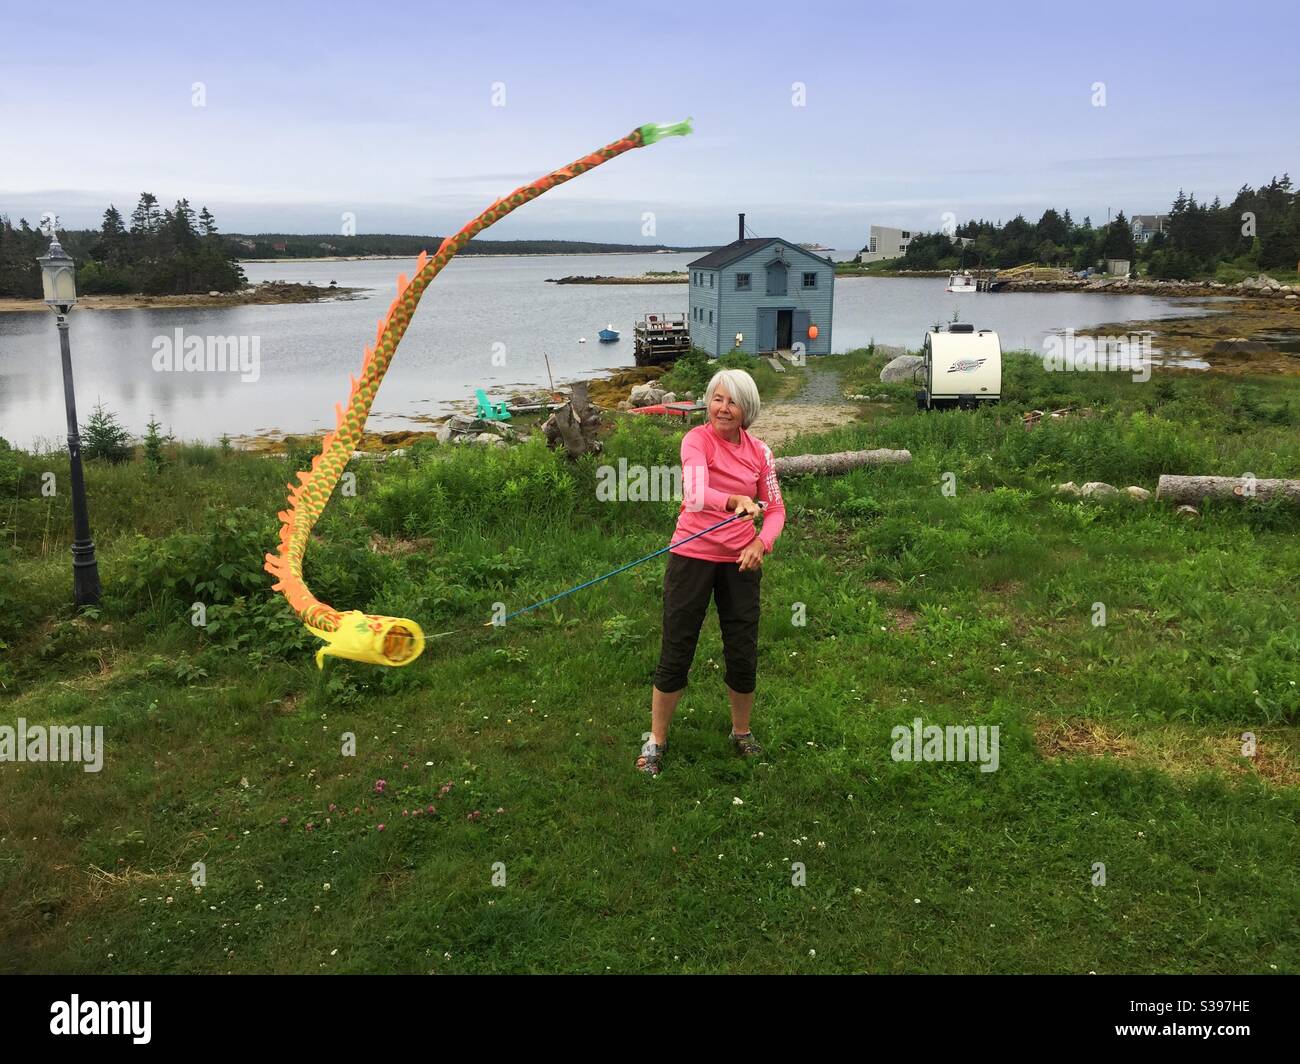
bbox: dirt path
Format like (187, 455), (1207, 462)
(754, 363), (859, 449)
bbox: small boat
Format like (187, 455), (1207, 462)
(578, 337), (586, 343)
(598, 324), (620, 342)
(629, 400), (705, 419)
(945, 271), (976, 293)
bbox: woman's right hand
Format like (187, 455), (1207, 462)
(728, 495), (762, 521)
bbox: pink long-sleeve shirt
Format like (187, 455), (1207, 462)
(670, 423), (787, 562)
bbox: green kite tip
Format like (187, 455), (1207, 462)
(640, 117), (693, 144)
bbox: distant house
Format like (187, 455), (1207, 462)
(859, 224), (916, 262)
(272, 242), (288, 252)
(686, 217), (834, 357)
(1130, 214), (1170, 242)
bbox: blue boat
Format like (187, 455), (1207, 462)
(598, 324), (620, 342)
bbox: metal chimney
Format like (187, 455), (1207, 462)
(738, 213), (745, 241)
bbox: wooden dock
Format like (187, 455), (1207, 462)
(634, 311), (691, 366)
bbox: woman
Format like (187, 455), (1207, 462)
(636, 368), (786, 775)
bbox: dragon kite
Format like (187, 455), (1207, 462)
(264, 119), (693, 669)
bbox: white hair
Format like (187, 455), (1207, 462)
(705, 368), (761, 428)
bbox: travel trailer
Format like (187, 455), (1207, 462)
(914, 324), (1002, 410)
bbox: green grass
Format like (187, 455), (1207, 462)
(1, 355), (1297, 974)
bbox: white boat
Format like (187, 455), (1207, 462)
(945, 271), (977, 293)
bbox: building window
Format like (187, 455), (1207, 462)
(708, 310), (713, 324)
(709, 273), (714, 287)
(901, 231), (910, 239)
(868, 237), (877, 253)
(735, 272), (751, 290)
(802, 272), (817, 288)
(766, 261), (788, 296)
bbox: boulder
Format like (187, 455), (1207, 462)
(1081, 481), (1120, 498)
(437, 414), (515, 444)
(1125, 486), (1152, 501)
(1055, 481), (1081, 497)
(629, 383), (666, 406)
(880, 355), (925, 382)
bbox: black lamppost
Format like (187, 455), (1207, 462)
(37, 235), (101, 606)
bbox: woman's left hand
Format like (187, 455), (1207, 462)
(737, 537), (766, 572)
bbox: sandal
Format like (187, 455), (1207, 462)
(636, 738), (666, 775)
(730, 730), (765, 758)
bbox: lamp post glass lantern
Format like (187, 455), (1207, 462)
(38, 238), (78, 308)
(38, 234), (101, 606)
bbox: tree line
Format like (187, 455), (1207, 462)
(883, 175), (1300, 279)
(0, 194), (245, 299)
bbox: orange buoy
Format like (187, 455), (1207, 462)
(808, 324), (820, 340)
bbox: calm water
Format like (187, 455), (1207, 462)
(0, 253), (1217, 449)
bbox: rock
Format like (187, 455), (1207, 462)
(208, 290), (221, 297)
(880, 355), (925, 382)
(1211, 338), (1270, 355)
(629, 383), (666, 406)
(1055, 481), (1081, 496)
(1125, 486), (1152, 501)
(617, 399), (630, 410)
(1081, 481), (1119, 498)
(1287, 294), (1298, 301)
(1176, 504), (1200, 519)
(660, 392), (676, 404)
(682, 391), (694, 401)
(437, 414), (514, 444)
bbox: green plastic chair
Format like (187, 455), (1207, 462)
(475, 388), (512, 421)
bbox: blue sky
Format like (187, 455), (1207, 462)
(3, 0), (1296, 249)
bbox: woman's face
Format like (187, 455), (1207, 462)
(708, 385), (744, 434)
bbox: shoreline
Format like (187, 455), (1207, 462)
(0, 281), (365, 314)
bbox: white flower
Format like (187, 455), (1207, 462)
(808, 949), (816, 958)
(732, 797), (744, 806)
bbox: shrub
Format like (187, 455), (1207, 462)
(81, 402), (133, 463)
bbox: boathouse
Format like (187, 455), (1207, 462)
(686, 215), (834, 357)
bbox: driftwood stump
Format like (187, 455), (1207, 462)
(774, 449), (912, 477)
(543, 381), (603, 459)
(1156, 475), (1300, 505)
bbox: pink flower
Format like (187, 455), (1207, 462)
(278, 817), (288, 825)
(305, 823), (315, 832)
(374, 779), (387, 794)
(402, 809), (409, 817)
(467, 810), (482, 822)
(377, 823), (385, 832)
(328, 803), (337, 812)
(426, 805), (436, 815)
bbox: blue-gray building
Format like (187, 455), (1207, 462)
(686, 218), (834, 357)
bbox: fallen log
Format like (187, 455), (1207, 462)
(1156, 475), (1300, 505)
(774, 448), (912, 477)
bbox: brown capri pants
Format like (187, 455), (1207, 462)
(653, 551), (762, 695)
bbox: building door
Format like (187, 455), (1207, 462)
(776, 309), (793, 349)
(793, 310), (810, 348)
(757, 308), (777, 352)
